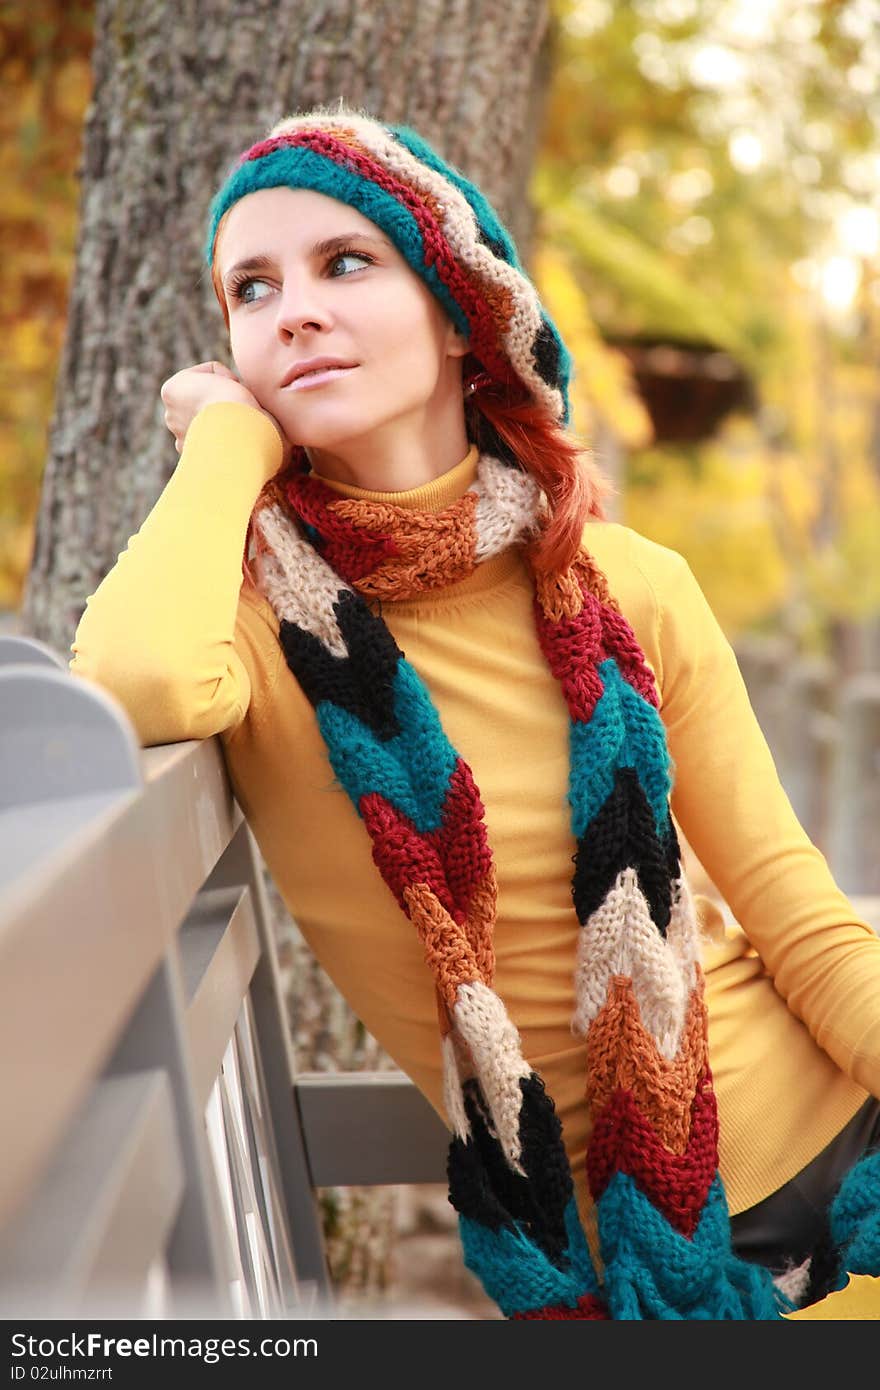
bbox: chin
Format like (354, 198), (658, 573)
(288, 412), (395, 452)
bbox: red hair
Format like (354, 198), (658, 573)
(208, 221), (613, 587)
(462, 368), (614, 573)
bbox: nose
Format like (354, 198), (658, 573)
(274, 271), (331, 340)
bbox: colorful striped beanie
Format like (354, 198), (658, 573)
(207, 111), (880, 1319)
(204, 108), (572, 430)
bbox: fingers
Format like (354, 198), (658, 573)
(190, 360), (237, 377)
(160, 361), (238, 402)
(159, 362), (252, 454)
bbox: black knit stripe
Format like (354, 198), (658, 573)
(476, 224), (512, 262)
(447, 1075), (574, 1267)
(571, 767), (678, 934)
(278, 589), (403, 741)
(530, 318), (563, 393)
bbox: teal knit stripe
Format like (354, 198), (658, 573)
(316, 657), (458, 832)
(389, 123), (525, 271)
(204, 144), (471, 339)
(828, 1149), (880, 1278)
(569, 658), (672, 841)
(597, 1172), (786, 1320)
(458, 1195), (601, 1318)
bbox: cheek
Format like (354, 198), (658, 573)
(370, 280), (444, 347)
(228, 325), (266, 382)
(370, 302), (446, 377)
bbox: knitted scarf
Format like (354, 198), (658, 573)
(249, 450), (876, 1321)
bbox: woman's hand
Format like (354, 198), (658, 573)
(160, 361), (291, 465)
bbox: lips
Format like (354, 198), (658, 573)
(280, 357), (357, 387)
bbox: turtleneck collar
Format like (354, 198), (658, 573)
(308, 443), (481, 515)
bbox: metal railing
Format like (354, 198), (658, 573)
(734, 637), (880, 895)
(0, 635), (449, 1320)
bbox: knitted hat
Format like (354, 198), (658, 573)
(204, 108), (572, 427)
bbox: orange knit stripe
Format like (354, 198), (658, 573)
(585, 976), (709, 1155)
(403, 882), (483, 1008)
(471, 270), (518, 331)
(574, 550), (623, 615)
(465, 867), (499, 985)
(532, 565), (585, 622)
(319, 126), (452, 234)
(331, 493), (479, 599)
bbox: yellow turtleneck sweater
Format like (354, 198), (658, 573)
(69, 402), (879, 1230)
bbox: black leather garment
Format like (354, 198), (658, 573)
(730, 1097), (880, 1305)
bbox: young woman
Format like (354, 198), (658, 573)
(69, 107), (880, 1319)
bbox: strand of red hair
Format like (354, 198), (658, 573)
(463, 370), (615, 574)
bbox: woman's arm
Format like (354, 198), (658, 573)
(69, 400), (282, 746)
(640, 539), (880, 1098)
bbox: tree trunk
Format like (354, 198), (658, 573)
(22, 0), (552, 1304)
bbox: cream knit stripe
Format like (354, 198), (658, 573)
(268, 113), (565, 422)
(773, 1259), (812, 1304)
(441, 1032), (472, 1143)
(451, 980), (533, 1174)
(253, 503), (350, 657)
(571, 866), (698, 1061)
(665, 873), (703, 987)
(471, 456), (541, 561)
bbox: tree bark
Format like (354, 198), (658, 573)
(22, 0), (551, 652)
(22, 0), (552, 1303)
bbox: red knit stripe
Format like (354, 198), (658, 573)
(360, 759), (492, 923)
(533, 587), (607, 723)
(286, 476), (399, 581)
(512, 1293), (609, 1319)
(586, 1081), (718, 1238)
(535, 582), (660, 721)
(436, 759), (495, 905)
(361, 792), (454, 915)
(239, 129), (517, 385)
(598, 605), (660, 710)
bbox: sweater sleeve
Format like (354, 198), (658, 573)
(640, 538), (880, 1099)
(68, 401), (283, 746)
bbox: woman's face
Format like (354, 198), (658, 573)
(215, 186), (469, 462)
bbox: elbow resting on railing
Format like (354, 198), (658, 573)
(68, 647), (249, 747)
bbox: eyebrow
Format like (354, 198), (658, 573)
(221, 233), (391, 291)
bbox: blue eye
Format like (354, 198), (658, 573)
(328, 250), (373, 276)
(235, 278), (271, 304)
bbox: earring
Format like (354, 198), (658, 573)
(464, 370), (491, 396)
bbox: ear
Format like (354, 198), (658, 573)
(445, 320), (470, 359)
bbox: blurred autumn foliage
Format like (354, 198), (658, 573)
(0, 0), (93, 610)
(534, 0), (880, 648)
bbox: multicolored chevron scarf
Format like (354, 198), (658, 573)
(250, 452), (804, 1320)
